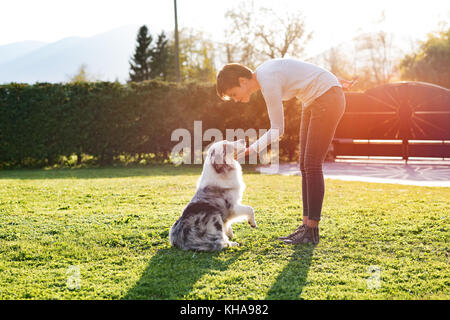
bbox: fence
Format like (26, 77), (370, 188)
(334, 82), (450, 161)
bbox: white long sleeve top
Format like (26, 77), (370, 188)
(249, 58), (341, 153)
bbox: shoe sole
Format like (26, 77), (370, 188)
(277, 226), (306, 241)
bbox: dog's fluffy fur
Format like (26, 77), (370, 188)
(169, 139), (256, 251)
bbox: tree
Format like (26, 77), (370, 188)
(400, 27), (450, 88)
(162, 28), (217, 83)
(149, 31), (171, 80)
(224, 1), (312, 67)
(69, 64), (92, 83)
(129, 25), (153, 82)
(343, 11), (403, 89)
(128, 26), (216, 83)
(178, 28), (217, 83)
(311, 45), (354, 81)
(353, 31), (398, 86)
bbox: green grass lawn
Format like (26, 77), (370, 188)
(0, 165), (448, 300)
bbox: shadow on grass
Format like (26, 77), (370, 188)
(265, 244), (316, 300)
(123, 248), (242, 300)
(124, 244), (315, 300)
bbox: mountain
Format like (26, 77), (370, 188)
(0, 41), (48, 65)
(0, 25), (143, 84)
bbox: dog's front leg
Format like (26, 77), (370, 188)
(233, 205), (257, 228)
(225, 222), (234, 239)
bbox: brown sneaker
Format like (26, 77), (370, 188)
(278, 224), (306, 241)
(283, 225), (319, 245)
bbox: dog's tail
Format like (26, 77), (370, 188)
(169, 219), (226, 252)
(185, 239), (225, 252)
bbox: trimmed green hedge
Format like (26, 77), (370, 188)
(0, 81), (300, 168)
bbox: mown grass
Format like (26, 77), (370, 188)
(0, 165), (448, 300)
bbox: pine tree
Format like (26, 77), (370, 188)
(129, 25), (153, 82)
(150, 31), (170, 80)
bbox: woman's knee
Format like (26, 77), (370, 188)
(302, 159), (323, 175)
(299, 159), (305, 173)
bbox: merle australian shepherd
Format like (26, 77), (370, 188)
(169, 140), (256, 251)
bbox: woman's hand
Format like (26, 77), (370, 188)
(235, 147), (250, 162)
(338, 77), (358, 91)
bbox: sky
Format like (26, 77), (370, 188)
(1, 0), (449, 56)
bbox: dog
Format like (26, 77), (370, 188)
(169, 139), (256, 251)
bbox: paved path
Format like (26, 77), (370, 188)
(257, 161), (450, 187)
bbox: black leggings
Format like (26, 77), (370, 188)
(299, 86), (345, 221)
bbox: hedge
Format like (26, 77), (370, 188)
(0, 81), (301, 168)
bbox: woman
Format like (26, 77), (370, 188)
(216, 58), (354, 244)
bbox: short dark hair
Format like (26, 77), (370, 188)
(216, 63), (253, 101)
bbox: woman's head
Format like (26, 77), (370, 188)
(216, 63), (255, 102)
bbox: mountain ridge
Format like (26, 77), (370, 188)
(0, 25), (142, 84)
